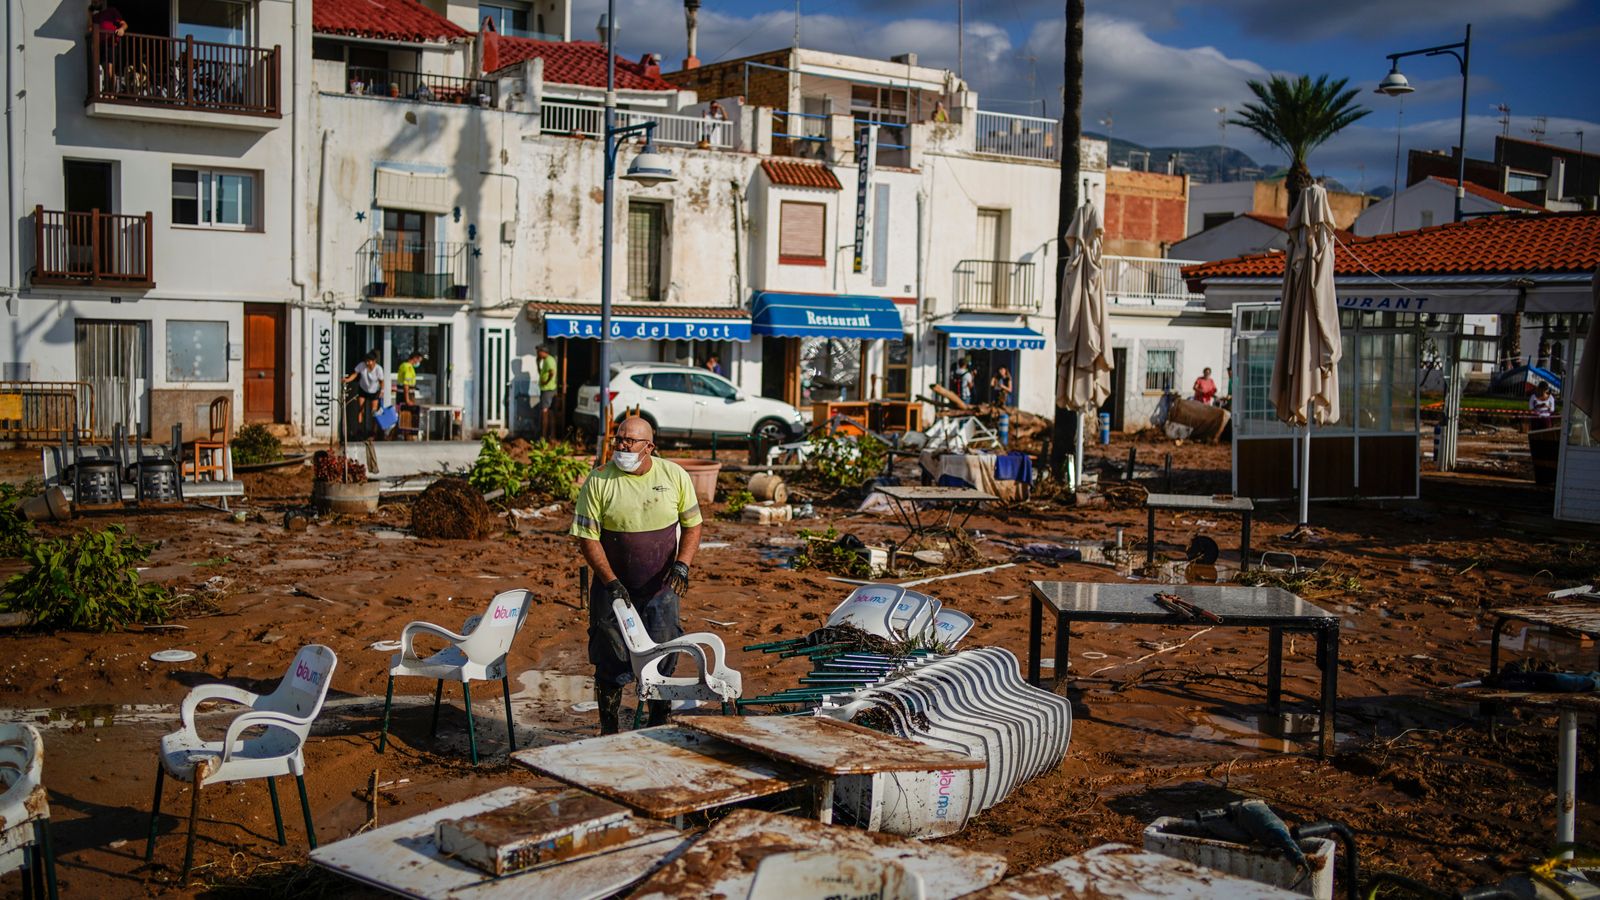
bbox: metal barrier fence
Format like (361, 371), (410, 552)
(973, 110), (1058, 161)
(0, 382), (95, 442)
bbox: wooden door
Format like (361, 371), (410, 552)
(243, 303), (284, 422)
(975, 209), (1006, 308)
(382, 209), (426, 294)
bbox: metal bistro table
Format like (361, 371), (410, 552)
(1486, 599), (1600, 679)
(873, 484), (999, 553)
(1027, 582), (1340, 756)
(1144, 493), (1254, 569)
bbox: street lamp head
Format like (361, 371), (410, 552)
(1376, 65), (1414, 96)
(596, 13), (615, 44)
(623, 145), (675, 186)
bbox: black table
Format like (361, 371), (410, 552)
(1027, 581), (1340, 756)
(873, 484), (998, 553)
(1144, 493), (1255, 570)
(1486, 600), (1600, 678)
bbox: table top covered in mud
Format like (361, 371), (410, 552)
(1490, 602), (1600, 637)
(681, 714), (985, 775)
(874, 484), (999, 503)
(957, 843), (1299, 899)
(1144, 492), (1256, 512)
(511, 726), (813, 819)
(1031, 581), (1334, 625)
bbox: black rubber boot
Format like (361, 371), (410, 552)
(646, 699), (671, 727)
(597, 684), (624, 735)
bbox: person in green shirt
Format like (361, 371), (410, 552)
(535, 346), (558, 439)
(395, 351), (423, 406)
(571, 416), (702, 734)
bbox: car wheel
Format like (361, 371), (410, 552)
(752, 417), (792, 445)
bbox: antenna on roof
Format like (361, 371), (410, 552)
(1530, 115), (1547, 142)
(1493, 103), (1511, 137)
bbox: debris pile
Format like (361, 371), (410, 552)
(411, 477), (495, 540)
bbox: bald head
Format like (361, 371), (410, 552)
(616, 415), (655, 443)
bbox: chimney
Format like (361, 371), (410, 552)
(683, 0), (701, 69)
(641, 53), (660, 79)
(890, 52), (917, 66)
(1548, 157), (1566, 203)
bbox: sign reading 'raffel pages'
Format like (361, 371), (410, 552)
(543, 313), (753, 341)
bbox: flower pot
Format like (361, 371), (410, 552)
(367, 281), (388, 297)
(388, 84), (400, 98)
(668, 458), (720, 505)
(313, 480), (381, 515)
(451, 284), (469, 300)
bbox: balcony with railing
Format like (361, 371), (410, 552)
(1103, 256), (1202, 306)
(772, 109), (829, 157)
(359, 238), (471, 300)
(345, 66), (497, 106)
(972, 110), (1058, 162)
(953, 260), (1038, 313)
(31, 206), (154, 289)
(86, 32), (281, 121)
(540, 101), (734, 149)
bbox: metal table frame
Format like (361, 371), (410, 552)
(1027, 581), (1339, 757)
(1486, 603), (1600, 678)
(873, 484), (999, 553)
(1143, 493), (1254, 570)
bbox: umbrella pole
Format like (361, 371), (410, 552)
(1073, 411), (1084, 491)
(1298, 400), (1312, 527)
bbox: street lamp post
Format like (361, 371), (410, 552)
(1375, 24), (1472, 223)
(595, 1), (675, 463)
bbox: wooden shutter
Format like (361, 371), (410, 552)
(779, 201), (825, 264)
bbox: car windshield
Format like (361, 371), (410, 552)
(691, 373), (737, 399)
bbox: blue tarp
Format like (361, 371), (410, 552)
(932, 322), (1046, 350)
(750, 292), (904, 340)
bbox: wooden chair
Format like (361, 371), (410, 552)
(184, 395), (231, 482)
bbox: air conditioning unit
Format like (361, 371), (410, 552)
(500, 221), (517, 244)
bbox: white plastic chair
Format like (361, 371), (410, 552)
(378, 589), (532, 765)
(931, 609), (975, 648)
(0, 725), (56, 900)
(748, 850), (925, 900)
(825, 584), (907, 640)
(612, 597), (742, 726)
(146, 644), (337, 878)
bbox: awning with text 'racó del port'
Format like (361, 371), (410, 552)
(750, 292), (905, 340)
(932, 321), (1047, 350)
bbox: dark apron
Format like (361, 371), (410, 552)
(588, 523), (682, 687)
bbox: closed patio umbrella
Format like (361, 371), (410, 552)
(1272, 183), (1341, 530)
(1571, 265), (1600, 441)
(1055, 197), (1112, 487)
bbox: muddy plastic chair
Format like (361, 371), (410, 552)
(0, 724), (56, 900)
(146, 644), (337, 878)
(613, 597), (742, 726)
(378, 589), (532, 765)
(931, 609), (975, 649)
(826, 584), (907, 640)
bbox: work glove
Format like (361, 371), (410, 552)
(603, 579), (630, 605)
(665, 561), (690, 597)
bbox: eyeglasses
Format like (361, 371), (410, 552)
(612, 436), (651, 450)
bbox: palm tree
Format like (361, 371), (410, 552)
(1229, 75), (1369, 215)
(1051, 0), (1085, 479)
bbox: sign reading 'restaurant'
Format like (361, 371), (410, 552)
(545, 316), (753, 341)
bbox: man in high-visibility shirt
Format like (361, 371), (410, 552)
(395, 351), (424, 406)
(571, 415), (701, 734)
(535, 346), (558, 439)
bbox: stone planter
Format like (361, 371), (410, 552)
(313, 480), (381, 515)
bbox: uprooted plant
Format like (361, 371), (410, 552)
(805, 432), (890, 491)
(1, 524), (169, 631)
(0, 482), (34, 557)
(469, 434), (588, 503)
(790, 525), (871, 578)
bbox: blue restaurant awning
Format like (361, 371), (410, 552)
(933, 322), (1046, 350)
(750, 292), (905, 340)
(539, 310), (751, 341)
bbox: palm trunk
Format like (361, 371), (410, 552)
(1286, 158), (1313, 219)
(1050, 0), (1085, 479)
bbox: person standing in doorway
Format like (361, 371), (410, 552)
(395, 351), (423, 406)
(1192, 367), (1218, 405)
(952, 357), (974, 406)
(1529, 383), (1556, 429)
(572, 416), (702, 734)
(342, 352), (386, 439)
(990, 366), (1014, 408)
(704, 354), (724, 377)
(535, 346), (558, 440)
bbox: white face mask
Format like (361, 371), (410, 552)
(613, 451), (644, 472)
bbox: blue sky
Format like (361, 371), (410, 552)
(575, 0), (1600, 190)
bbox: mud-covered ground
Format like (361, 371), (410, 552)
(0, 432), (1593, 898)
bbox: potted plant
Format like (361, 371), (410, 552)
(348, 78), (365, 95)
(451, 283), (469, 300)
(311, 451), (381, 514)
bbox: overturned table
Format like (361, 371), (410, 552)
(1027, 581), (1339, 756)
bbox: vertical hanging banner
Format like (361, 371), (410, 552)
(852, 124), (878, 274)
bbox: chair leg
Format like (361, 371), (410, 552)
(632, 699), (644, 730)
(377, 674), (395, 753)
(21, 847), (33, 900)
(180, 778), (202, 879)
(294, 773), (317, 850)
(36, 820), (58, 900)
(462, 681), (478, 765)
(429, 679), (444, 736)
(266, 777), (286, 846)
(144, 762), (165, 862)
(501, 674), (516, 753)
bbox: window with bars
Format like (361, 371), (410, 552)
(778, 201), (826, 265)
(1144, 348), (1176, 392)
(626, 201), (665, 301)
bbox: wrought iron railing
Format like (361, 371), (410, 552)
(953, 260), (1038, 313)
(359, 238), (471, 300)
(0, 381), (95, 442)
(86, 32), (280, 116)
(1103, 255), (1201, 305)
(32, 207), (154, 288)
(973, 110), (1057, 161)
(539, 101), (734, 148)
(345, 66), (497, 106)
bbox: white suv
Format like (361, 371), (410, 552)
(574, 364), (805, 444)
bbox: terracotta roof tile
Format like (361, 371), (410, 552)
(524, 301), (747, 319)
(1427, 176), (1545, 211)
(760, 160), (843, 190)
(491, 39), (679, 91)
(1238, 212), (1356, 242)
(1183, 211), (1600, 281)
(313, 0), (468, 44)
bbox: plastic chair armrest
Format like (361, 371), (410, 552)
(672, 631), (729, 675)
(399, 621), (468, 659)
(181, 684), (260, 735)
(220, 711), (307, 764)
(636, 642), (710, 678)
